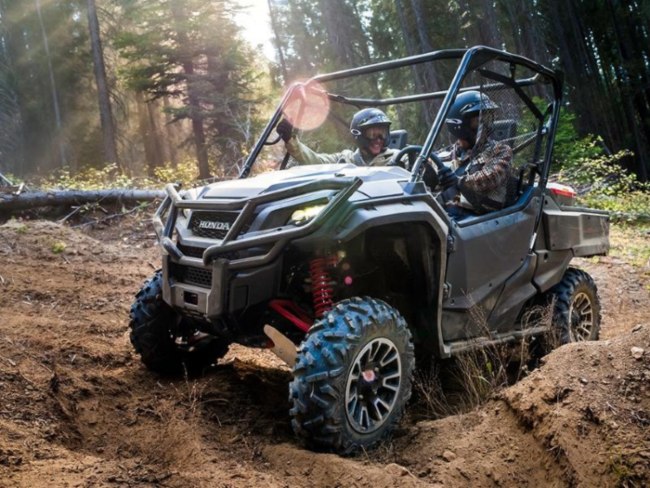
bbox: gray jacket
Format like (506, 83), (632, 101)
(286, 137), (396, 166)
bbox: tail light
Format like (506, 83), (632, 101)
(547, 182), (577, 205)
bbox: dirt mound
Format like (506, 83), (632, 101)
(502, 326), (649, 486)
(0, 219), (648, 487)
(387, 326), (649, 487)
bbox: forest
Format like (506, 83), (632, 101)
(0, 0), (649, 215)
(1, 3), (649, 486)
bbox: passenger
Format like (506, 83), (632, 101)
(276, 108), (397, 166)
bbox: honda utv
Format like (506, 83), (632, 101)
(129, 46), (609, 453)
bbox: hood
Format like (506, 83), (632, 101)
(199, 164), (411, 201)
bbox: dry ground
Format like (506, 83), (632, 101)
(0, 215), (648, 487)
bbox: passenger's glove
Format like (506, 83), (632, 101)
(276, 119), (295, 142)
(438, 166), (460, 189)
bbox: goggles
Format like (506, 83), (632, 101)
(363, 127), (389, 141)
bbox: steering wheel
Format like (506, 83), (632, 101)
(389, 145), (446, 172)
(388, 145), (424, 170)
(389, 146), (458, 201)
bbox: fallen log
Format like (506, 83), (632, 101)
(0, 189), (166, 213)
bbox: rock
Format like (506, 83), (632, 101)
(632, 324), (643, 332)
(579, 377), (589, 385)
(442, 450), (457, 462)
(385, 463), (411, 477)
(631, 347), (645, 360)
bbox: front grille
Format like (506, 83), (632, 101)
(170, 264), (213, 288)
(177, 243), (205, 259)
(189, 211), (239, 239)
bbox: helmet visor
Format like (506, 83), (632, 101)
(362, 125), (389, 142)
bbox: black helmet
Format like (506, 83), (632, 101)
(446, 91), (498, 146)
(350, 108), (391, 150)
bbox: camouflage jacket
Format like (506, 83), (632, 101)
(286, 137), (396, 166)
(448, 139), (513, 214)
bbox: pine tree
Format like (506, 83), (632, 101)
(115, 0), (264, 179)
(87, 0), (119, 168)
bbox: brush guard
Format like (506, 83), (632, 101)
(153, 177), (361, 271)
(152, 177), (361, 320)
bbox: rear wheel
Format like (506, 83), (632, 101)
(129, 271), (229, 375)
(549, 268), (601, 344)
(289, 297), (415, 454)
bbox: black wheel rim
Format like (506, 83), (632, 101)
(345, 338), (401, 434)
(570, 291), (594, 341)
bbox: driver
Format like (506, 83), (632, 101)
(435, 91), (513, 219)
(276, 108), (397, 166)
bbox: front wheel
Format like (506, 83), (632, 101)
(289, 297), (415, 454)
(129, 271), (229, 375)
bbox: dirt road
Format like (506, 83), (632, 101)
(0, 217), (648, 487)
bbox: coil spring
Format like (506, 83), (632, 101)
(309, 255), (337, 318)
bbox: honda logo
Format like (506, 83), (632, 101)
(197, 220), (231, 231)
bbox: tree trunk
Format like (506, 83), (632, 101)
(409, 0), (442, 120)
(267, 0), (288, 83)
(350, 1), (373, 66)
(146, 100), (164, 167)
(162, 97), (178, 168)
(86, 0), (119, 169)
(135, 91), (163, 176)
(519, 0), (550, 64)
(395, 0), (432, 126)
(318, 0), (354, 66)
(607, 0), (649, 181)
(476, 0), (503, 48)
(35, 0), (67, 168)
(0, 188), (164, 212)
(0, 0), (25, 176)
(317, 0), (370, 69)
(169, 1), (210, 180)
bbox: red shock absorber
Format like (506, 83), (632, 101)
(309, 255), (337, 318)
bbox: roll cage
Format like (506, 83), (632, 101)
(239, 45), (563, 190)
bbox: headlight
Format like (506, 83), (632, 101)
(288, 204), (327, 226)
(181, 188), (199, 218)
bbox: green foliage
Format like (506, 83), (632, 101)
(555, 138), (650, 222)
(51, 240), (66, 254)
(36, 160), (204, 190)
(41, 164), (138, 190)
(553, 109), (604, 166)
(152, 160), (200, 187)
(548, 104), (650, 222)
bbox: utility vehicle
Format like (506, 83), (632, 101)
(129, 46), (609, 453)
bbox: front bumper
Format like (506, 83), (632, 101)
(162, 257), (229, 319)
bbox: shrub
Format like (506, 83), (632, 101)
(554, 136), (650, 222)
(35, 160), (208, 191)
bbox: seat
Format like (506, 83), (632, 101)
(388, 130), (408, 150)
(491, 119), (517, 146)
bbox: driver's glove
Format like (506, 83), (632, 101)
(421, 161), (439, 188)
(276, 119), (295, 143)
(438, 166), (460, 189)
